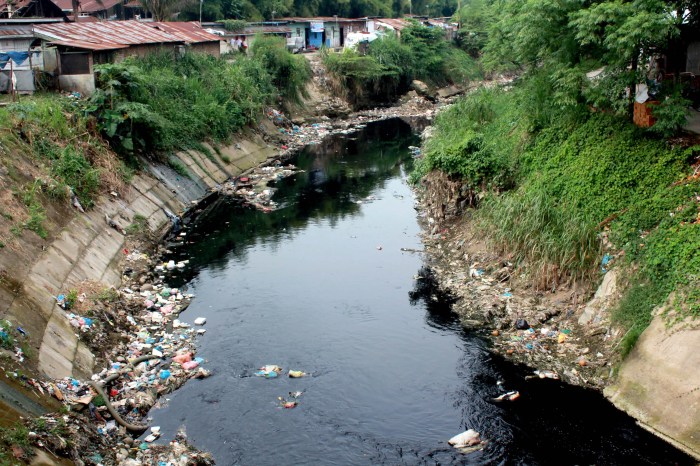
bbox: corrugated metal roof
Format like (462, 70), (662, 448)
(148, 21), (221, 44)
(374, 18), (411, 30)
(53, 0), (122, 12)
(33, 20), (184, 50)
(0, 26), (33, 37)
(242, 25), (290, 35)
(281, 17), (366, 23)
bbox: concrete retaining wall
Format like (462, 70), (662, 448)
(605, 312), (700, 459)
(4, 134), (276, 380)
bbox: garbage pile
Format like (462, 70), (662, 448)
(415, 171), (613, 388)
(13, 245), (217, 464)
(254, 365), (308, 409)
(220, 163), (300, 212)
(0, 319), (29, 363)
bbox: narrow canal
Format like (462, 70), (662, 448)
(149, 119), (693, 465)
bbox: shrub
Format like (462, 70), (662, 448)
(250, 35), (311, 103)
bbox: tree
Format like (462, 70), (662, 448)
(482, 0), (684, 123)
(140, 0), (180, 21)
(454, 0), (493, 57)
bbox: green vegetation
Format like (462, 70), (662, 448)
(65, 289), (78, 310)
(1, 95), (126, 210)
(219, 19), (246, 32)
(168, 159), (191, 179)
(323, 25), (481, 108)
(412, 0), (700, 355)
(88, 47), (309, 158)
(250, 35), (311, 103)
(0, 423), (32, 463)
(176, 0), (459, 22)
(125, 214), (149, 236)
(417, 83), (699, 352)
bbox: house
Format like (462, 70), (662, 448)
(147, 21), (221, 56)
(200, 22), (292, 54)
(283, 17), (369, 50)
(426, 17), (457, 41)
(0, 26), (38, 92)
(372, 18), (411, 36)
(0, 0), (66, 19)
(33, 20), (221, 95)
(52, 0), (124, 21)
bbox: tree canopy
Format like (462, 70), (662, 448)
(178, 0), (461, 22)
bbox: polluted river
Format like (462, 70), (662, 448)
(146, 119), (693, 465)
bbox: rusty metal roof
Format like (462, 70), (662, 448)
(0, 26), (33, 38)
(374, 18), (411, 30)
(33, 20), (185, 50)
(148, 21), (221, 44)
(52, 0), (122, 12)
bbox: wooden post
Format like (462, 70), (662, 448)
(10, 58), (16, 102)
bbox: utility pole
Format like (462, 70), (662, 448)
(457, 0), (461, 29)
(272, 9), (276, 22)
(199, 0), (203, 24)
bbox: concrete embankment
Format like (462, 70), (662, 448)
(1, 130), (277, 383)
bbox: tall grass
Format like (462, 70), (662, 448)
(477, 188), (601, 289)
(250, 35), (311, 104)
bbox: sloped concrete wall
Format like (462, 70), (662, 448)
(5, 135), (276, 380)
(605, 312), (700, 459)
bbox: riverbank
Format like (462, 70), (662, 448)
(417, 171), (617, 388)
(0, 84), (453, 464)
(412, 86), (700, 459)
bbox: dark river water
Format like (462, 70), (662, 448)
(149, 119), (694, 465)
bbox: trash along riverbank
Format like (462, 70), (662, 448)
(6, 86), (687, 464)
(0, 94), (448, 465)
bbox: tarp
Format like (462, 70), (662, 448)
(0, 51), (30, 70)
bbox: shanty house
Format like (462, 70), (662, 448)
(0, 26), (39, 92)
(284, 17), (369, 50)
(33, 20), (221, 95)
(52, 0), (124, 21)
(0, 0), (65, 19)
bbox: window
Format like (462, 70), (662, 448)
(60, 52), (90, 75)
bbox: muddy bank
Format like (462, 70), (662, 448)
(416, 173), (617, 389)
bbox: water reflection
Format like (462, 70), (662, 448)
(166, 120), (418, 287)
(150, 119), (695, 466)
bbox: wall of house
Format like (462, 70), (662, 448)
(324, 22), (341, 48)
(115, 43), (184, 61)
(57, 74), (93, 95)
(0, 38), (33, 52)
(190, 41), (220, 57)
(289, 23), (308, 49)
